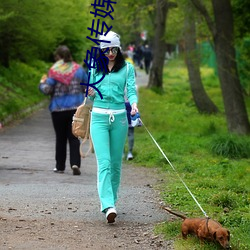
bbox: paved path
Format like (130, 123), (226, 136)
(135, 68), (149, 88)
(0, 68), (152, 223)
(0, 71), (174, 249)
(0, 107), (164, 224)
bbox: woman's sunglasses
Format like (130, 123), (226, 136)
(101, 47), (119, 55)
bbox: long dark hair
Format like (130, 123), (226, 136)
(54, 45), (73, 63)
(96, 48), (126, 74)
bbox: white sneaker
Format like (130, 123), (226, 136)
(72, 165), (81, 175)
(105, 207), (117, 223)
(127, 152), (133, 160)
(53, 168), (64, 173)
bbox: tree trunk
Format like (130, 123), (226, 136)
(190, 0), (250, 134)
(184, 4), (218, 114)
(148, 0), (168, 89)
(212, 0), (250, 134)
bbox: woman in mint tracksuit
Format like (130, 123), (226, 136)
(88, 31), (138, 223)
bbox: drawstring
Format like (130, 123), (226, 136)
(92, 108), (124, 124)
(109, 112), (115, 124)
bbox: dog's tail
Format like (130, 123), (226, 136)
(162, 206), (187, 220)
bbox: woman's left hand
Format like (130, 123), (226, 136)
(88, 87), (96, 97)
(131, 103), (138, 116)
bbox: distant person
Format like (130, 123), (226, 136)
(143, 44), (152, 74)
(123, 51), (136, 76)
(123, 52), (137, 160)
(134, 45), (144, 69)
(39, 45), (88, 175)
(125, 101), (135, 160)
(88, 31), (138, 223)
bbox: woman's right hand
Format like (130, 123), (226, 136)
(131, 103), (138, 116)
(40, 74), (47, 83)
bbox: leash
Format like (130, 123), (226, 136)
(139, 118), (209, 218)
(79, 112), (94, 158)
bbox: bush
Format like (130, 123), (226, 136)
(210, 191), (237, 209)
(210, 135), (250, 159)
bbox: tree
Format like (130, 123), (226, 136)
(0, 0), (91, 67)
(148, 0), (177, 89)
(184, 1), (218, 114)
(109, 1), (155, 47)
(190, 0), (250, 134)
(112, 1), (218, 114)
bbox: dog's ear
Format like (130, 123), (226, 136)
(227, 230), (230, 240)
(213, 231), (217, 240)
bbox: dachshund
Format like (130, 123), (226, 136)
(162, 206), (231, 249)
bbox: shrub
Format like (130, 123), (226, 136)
(210, 135), (250, 159)
(210, 191), (237, 209)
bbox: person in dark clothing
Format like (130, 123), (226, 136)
(143, 45), (152, 74)
(134, 45), (144, 69)
(125, 101), (134, 160)
(39, 45), (88, 175)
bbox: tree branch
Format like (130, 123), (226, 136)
(190, 0), (216, 37)
(167, 1), (178, 9)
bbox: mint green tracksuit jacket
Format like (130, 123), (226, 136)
(90, 62), (138, 212)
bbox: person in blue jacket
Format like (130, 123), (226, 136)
(39, 45), (88, 175)
(88, 31), (139, 223)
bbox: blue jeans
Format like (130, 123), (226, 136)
(90, 111), (128, 212)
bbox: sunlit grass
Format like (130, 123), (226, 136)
(129, 58), (250, 250)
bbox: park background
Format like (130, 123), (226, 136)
(0, 1), (249, 249)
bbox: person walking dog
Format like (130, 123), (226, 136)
(88, 31), (138, 223)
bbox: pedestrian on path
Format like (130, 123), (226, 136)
(39, 45), (88, 175)
(143, 44), (152, 75)
(123, 51), (138, 161)
(88, 31), (139, 223)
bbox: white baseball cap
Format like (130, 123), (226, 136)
(100, 31), (121, 49)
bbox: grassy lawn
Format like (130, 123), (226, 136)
(129, 58), (250, 250)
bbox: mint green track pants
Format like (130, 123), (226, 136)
(90, 111), (128, 212)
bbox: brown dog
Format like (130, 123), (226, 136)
(163, 207), (231, 249)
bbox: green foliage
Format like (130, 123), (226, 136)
(210, 191), (238, 209)
(110, 0), (155, 46)
(109, 0), (214, 52)
(0, 60), (49, 122)
(0, 0), (91, 66)
(165, 3), (184, 44)
(232, 0), (250, 39)
(129, 58), (250, 249)
(236, 37), (250, 95)
(201, 121), (217, 136)
(210, 135), (250, 159)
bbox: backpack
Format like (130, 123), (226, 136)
(72, 98), (94, 158)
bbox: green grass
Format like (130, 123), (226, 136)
(129, 58), (250, 250)
(0, 60), (50, 123)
